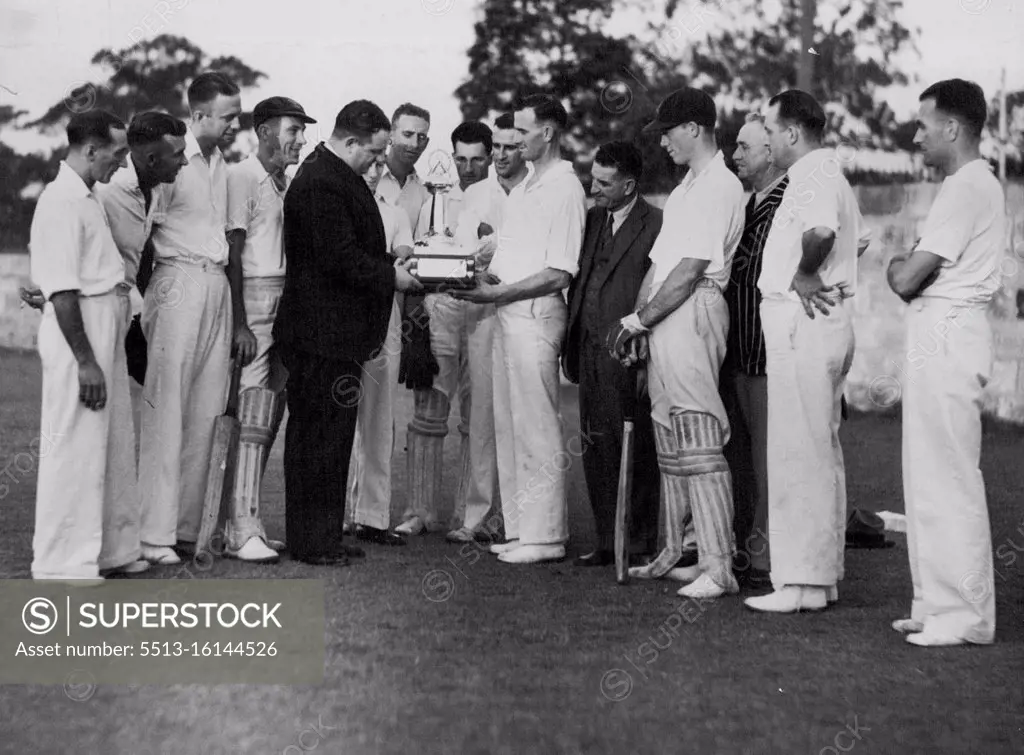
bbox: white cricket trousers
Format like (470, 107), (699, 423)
(902, 298), (995, 643)
(492, 294), (568, 545)
(32, 290), (142, 579)
(138, 260), (232, 546)
(347, 296), (403, 530)
(761, 298), (855, 588)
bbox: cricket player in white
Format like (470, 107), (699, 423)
(399, 122), (498, 543)
(377, 103), (432, 233)
(886, 79), (1003, 646)
(224, 97), (316, 563)
(29, 111), (149, 582)
(746, 90), (869, 614)
(455, 95), (585, 564)
(137, 72), (241, 565)
(609, 88), (745, 599)
(345, 156), (415, 545)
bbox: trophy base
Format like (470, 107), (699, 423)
(416, 277), (477, 294)
(409, 253), (476, 294)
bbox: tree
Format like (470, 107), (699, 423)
(653, 0), (918, 147)
(455, 0), (920, 189)
(455, 0), (679, 191)
(28, 34), (265, 131)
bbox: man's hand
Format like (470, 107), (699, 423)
(19, 287), (45, 311)
(232, 324), (258, 366)
(77, 358), (107, 411)
(450, 280), (505, 303)
(395, 259), (424, 293)
(618, 333), (649, 368)
(393, 244), (414, 261)
(605, 313), (649, 358)
(790, 270), (842, 319)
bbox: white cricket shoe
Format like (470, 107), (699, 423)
(489, 539), (521, 555)
(226, 537), (280, 564)
(497, 544), (565, 564)
(676, 573), (728, 599)
(891, 618), (924, 634)
(141, 545), (181, 565)
(744, 586), (827, 613)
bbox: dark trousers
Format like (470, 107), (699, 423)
(720, 366), (770, 571)
(282, 350), (361, 559)
(578, 336), (659, 552)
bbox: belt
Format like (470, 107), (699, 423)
(156, 257), (226, 273)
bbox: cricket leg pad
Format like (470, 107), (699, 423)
(672, 410), (739, 594)
(629, 420), (692, 580)
(405, 389), (449, 526)
(226, 387), (278, 552)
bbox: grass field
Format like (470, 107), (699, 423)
(0, 347), (1022, 755)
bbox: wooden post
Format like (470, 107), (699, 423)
(797, 0), (816, 92)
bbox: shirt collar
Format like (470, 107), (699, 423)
(522, 159), (575, 192)
(382, 163), (419, 187)
(787, 148), (835, 183)
(184, 127), (222, 164)
(610, 194), (638, 226)
(682, 150), (726, 188)
(56, 161), (92, 198)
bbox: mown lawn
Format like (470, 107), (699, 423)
(0, 347), (1021, 755)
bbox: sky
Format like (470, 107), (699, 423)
(0, 0), (1021, 159)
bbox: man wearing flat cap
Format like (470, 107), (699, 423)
(223, 96), (316, 563)
(607, 87), (745, 599)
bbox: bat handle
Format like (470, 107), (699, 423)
(226, 358), (243, 417)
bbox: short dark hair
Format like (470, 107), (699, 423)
(768, 89), (826, 142)
(187, 72), (239, 108)
(494, 113), (515, 130)
(920, 79), (987, 139)
(517, 94), (569, 130)
(67, 110), (126, 148)
(127, 111), (187, 148)
(334, 100), (391, 140)
(594, 141), (643, 181)
(391, 103), (430, 126)
(451, 122), (493, 153)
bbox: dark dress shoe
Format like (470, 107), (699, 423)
(737, 567), (772, 590)
(575, 549), (614, 567)
(340, 543), (366, 558)
(355, 525), (407, 547)
(293, 551), (350, 567)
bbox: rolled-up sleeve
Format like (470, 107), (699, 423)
(30, 196), (82, 300)
(544, 179), (585, 276)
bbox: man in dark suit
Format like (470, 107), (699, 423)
(563, 141), (662, 567)
(274, 100), (422, 566)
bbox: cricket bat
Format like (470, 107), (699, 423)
(195, 360), (243, 559)
(614, 366), (642, 585)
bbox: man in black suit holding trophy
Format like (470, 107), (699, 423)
(274, 100), (421, 566)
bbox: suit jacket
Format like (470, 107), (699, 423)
(273, 143), (396, 363)
(563, 198), (663, 383)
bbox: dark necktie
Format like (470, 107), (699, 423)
(595, 210), (614, 264)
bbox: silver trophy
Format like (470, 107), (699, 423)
(408, 150), (476, 291)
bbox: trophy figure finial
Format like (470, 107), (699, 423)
(423, 150), (456, 237)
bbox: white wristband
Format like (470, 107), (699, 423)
(622, 312), (649, 333)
